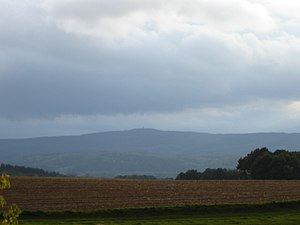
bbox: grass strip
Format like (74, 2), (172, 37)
(21, 200), (300, 219)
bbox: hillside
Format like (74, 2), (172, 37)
(1, 129), (300, 177)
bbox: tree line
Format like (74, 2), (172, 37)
(176, 168), (245, 180)
(176, 148), (300, 180)
(115, 175), (157, 180)
(0, 163), (62, 177)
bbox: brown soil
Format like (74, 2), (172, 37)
(3, 177), (300, 211)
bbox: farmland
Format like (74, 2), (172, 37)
(4, 177), (300, 211)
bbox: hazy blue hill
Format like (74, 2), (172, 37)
(1, 129), (300, 177)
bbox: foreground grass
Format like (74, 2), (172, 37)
(19, 201), (300, 225)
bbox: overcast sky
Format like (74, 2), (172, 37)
(2, 0), (300, 138)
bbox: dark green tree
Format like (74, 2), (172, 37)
(237, 148), (300, 179)
(202, 168), (226, 180)
(176, 169), (202, 180)
(176, 168), (244, 180)
(201, 168), (243, 180)
(237, 147), (270, 176)
(250, 150), (273, 179)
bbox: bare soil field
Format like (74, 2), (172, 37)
(3, 177), (300, 211)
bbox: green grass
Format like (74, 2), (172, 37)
(19, 201), (300, 225)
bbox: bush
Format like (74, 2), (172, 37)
(0, 173), (21, 225)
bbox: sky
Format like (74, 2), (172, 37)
(2, 0), (300, 138)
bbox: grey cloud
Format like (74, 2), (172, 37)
(2, 20), (300, 120)
(1, 0), (300, 138)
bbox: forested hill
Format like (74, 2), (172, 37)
(0, 163), (63, 177)
(1, 129), (300, 177)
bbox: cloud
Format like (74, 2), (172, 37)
(41, 0), (276, 40)
(1, 0), (300, 136)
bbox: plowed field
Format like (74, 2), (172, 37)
(3, 177), (300, 211)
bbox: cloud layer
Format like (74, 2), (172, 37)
(1, 0), (300, 137)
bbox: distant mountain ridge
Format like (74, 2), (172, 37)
(1, 128), (300, 177)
